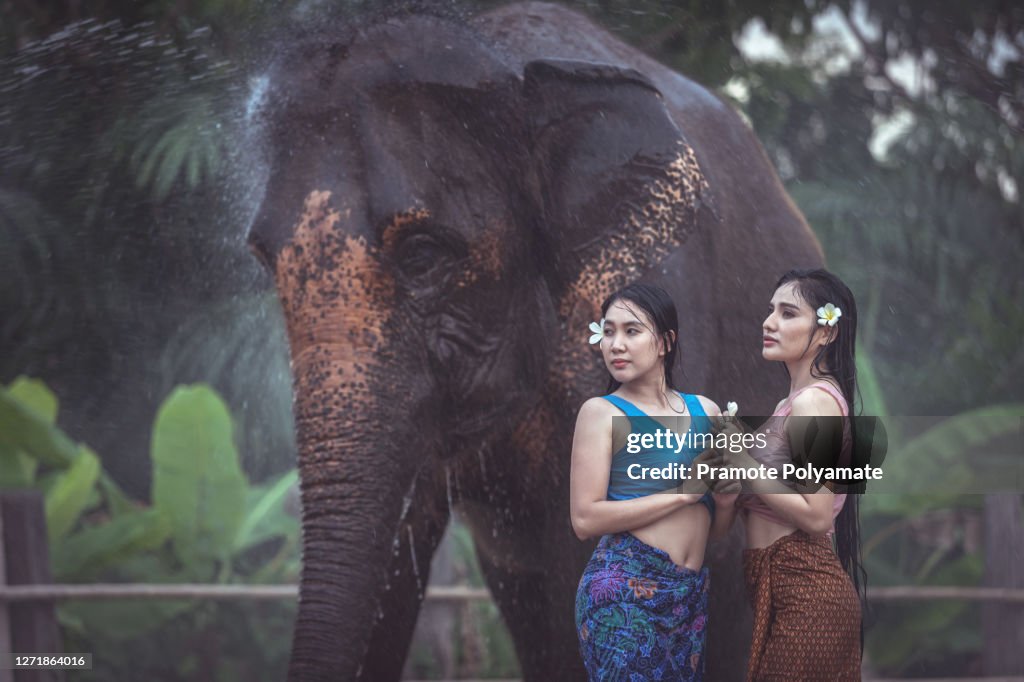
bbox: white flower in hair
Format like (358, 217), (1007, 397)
(588, 318), (605, 345)
(817, 303), (842, 327)
(725, 401), (738, 417)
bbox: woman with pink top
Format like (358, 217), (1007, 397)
(713, 268), (864, 681)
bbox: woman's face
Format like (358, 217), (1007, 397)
(600, 299), (669, 384)
(762, 282), (829, 362)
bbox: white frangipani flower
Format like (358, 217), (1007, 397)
(588, 318), (605, 345)
(816, 303), (842, 327)
(725, 401), (738, 417)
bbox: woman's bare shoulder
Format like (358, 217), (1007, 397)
(577, 395), (616, 419)
(573, 396), (617, 443)
(789, 387), (843, 417)
(692, 394), (721, 416)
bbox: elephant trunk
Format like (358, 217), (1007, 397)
(286, 381), (414, 682)
(264, 188), (420, 680)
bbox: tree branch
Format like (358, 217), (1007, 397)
(839, 7), (1022, 134)
(838, 8), (919, 105)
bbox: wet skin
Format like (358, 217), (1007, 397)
(581, 301), (714, 571)
(745, 282), (842, 549)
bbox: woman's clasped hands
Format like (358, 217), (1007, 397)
(701, 418), (748, 504)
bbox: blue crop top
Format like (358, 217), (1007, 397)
(602, 392), (715, 520)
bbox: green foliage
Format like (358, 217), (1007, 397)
(406, 520), (522, 679)
(863, 538), (985, 673)
(51, 509), (172, 581)
(0, 19), (290, 497)
(853, 392), (1020, 672)
(8, 375), (59, 420)
(44, 444), (101, 544)
(734, 29), (1023, 417)
(453, 520), (522, 678)
(855, 351), (888, 416)
(158, 292), (296, 484)
(0, 378), (79, 470)
(866, 405), (1024, 512)
(151, 384), (248, 567)
(126, 92), (228, 201)
(234, 468), (299, 553)
(0, 376), (301, 681)
(0, 376), (57, 485)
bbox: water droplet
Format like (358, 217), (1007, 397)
(446, 467), (454, 511)
(408, 525), (422, 593)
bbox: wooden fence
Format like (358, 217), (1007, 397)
(2, 490), (1023, 681)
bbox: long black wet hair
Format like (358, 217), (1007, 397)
(600, 284), (680, 395)
(774, 268), (867, 606)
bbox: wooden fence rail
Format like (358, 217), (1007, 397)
(3, 583), (1024, 603)
(3, 491), (1022, 681)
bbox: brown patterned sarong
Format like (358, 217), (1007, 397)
(743, 531), (860, 681)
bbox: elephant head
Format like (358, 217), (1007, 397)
(248, 7), (820, 682)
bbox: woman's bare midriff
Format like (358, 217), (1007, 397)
(744, 508), (800, 549)
(630, 501), (711, 571)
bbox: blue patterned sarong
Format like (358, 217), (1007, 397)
(575, 532), (709, 682)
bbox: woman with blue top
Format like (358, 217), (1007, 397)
(570, 283), (735, 682)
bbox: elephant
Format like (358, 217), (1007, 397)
(247, 2), (823, 680)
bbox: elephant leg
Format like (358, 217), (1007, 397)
(357, 465), (452, 682)
(468, 512), (592, 681)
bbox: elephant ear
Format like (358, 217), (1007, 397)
(522, 59), (712, 316)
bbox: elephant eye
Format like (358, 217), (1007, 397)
(395, 232), (456, 281)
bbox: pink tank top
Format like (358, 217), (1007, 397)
(738, 382), (851, 534)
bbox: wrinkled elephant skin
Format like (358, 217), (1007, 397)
(247, 3), (822, 681)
